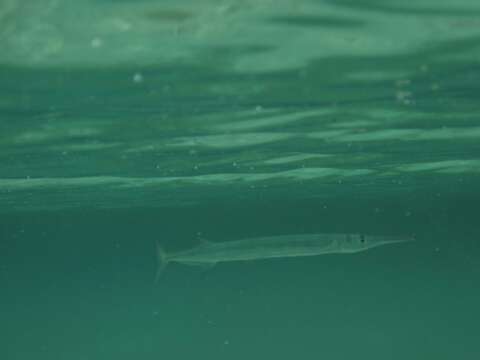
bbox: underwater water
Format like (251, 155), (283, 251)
(1, 0), (480, 359)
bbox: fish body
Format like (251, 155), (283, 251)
(155, 233), (413, 279)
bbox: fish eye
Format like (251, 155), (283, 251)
(359, 234), (365, 243)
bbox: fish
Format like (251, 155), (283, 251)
(155, 233), (413, 280)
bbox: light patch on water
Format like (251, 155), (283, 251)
(327, 120), (381, 129)
(214, 109), (333, 132)
(413, 127), (480, 141)
(225, 107), (282, 118)
(165, 132), (292, 149)
(325, 109), (416, 130)
(14, 126), (101, 144)
(51, 142), (121, 152)
(396, 160), (480, 173)
(124, 143), (161, 153)
(307, 130), (351, 140)
(0, 176), (126, 190)
(5, 0), (479, 74)
(436, 161), (480, 174)
(333, 129), (420, 142)
(263, 153), (332, 165)
(276, 167), (374, 180)
(348, 108), (452, 127)
(346, 70), (412, 81)
(0, 167), (374, 192)
(331, 127), (480, 142)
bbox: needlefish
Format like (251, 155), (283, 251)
(155, 233), (413, 280)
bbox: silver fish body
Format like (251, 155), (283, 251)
(155, 233), (413, 279)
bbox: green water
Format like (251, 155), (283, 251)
(1, 0), (480, 359)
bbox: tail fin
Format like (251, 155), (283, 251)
(154, 241), (168, 284)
